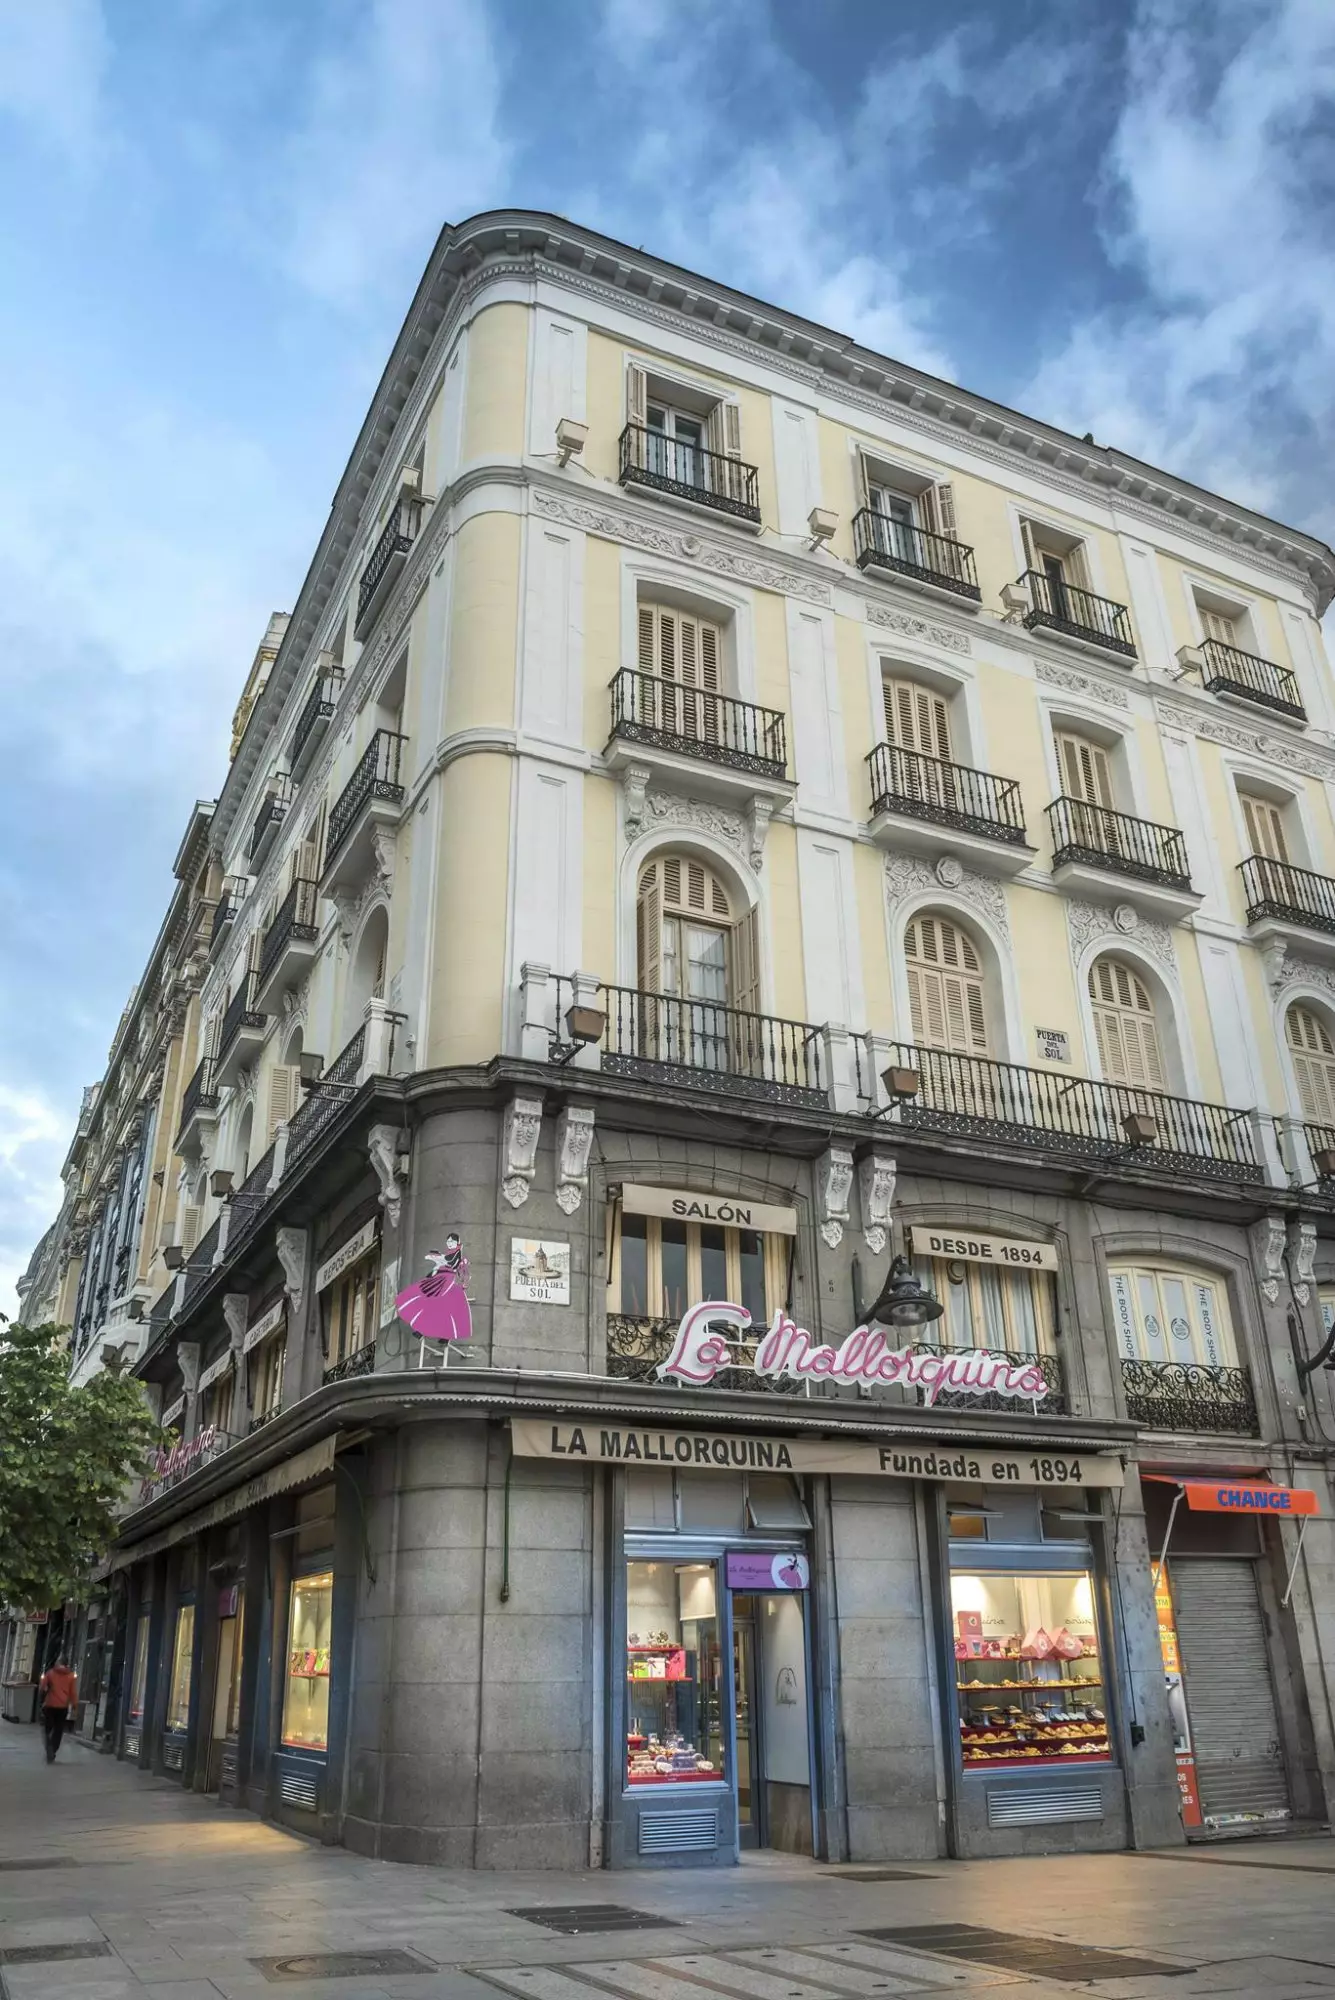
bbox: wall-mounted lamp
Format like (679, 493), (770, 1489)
(864, 1255), (944, 1329)
(999, 580), (1031, 620)
(549, 1004), (607, 1067)
(1173, 644), (1205, 682)
(556, 418), (588, 468)
(209, 1170), (234, 1200)
(1121, 1110), (1158, 1147)
(299, 1052), (325, 1091)
(162, 1245), (185, 1270)
(881, 1064), (921, 1101)
(807, 505), (838, 550)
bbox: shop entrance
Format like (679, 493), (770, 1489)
(732, 1589), (814, 1854)
(1171, 1559), (1289, 1825)
(205, 1590), (243, 1794)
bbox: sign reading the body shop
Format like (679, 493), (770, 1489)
(512, 1420), (1123, 1488)
(908, 1228), (1058, 1272)
(621, 1184), (798, 1235)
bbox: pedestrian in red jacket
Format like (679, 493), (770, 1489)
(39, 1659), (77, 1763)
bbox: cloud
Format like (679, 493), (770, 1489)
(0, 0), (108, 164)
(0, 1083), (67, 1319)
(1021, 0), (1335, 532)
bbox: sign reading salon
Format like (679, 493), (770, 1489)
(620, 1184), (798, 1235)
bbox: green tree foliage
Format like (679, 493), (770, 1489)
(0, 1321), (159, 1611)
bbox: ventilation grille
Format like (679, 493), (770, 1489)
(638, 1808), (718, 1854)
(280, 1769), (320, 1812)
(162, 1741), (184, 1771)
(122, 1733), (139, 1761)
(987, 1783), (1103, 1828)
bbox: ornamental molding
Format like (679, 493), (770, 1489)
(531, 486), (831, 604)
(884, 852), (1011, 945)
(555, 1104), (596, 1214)
(1290, 1219), (1317, 1305)
(1252, 1214), (1287, 1306)
(1156, 702), (1332, 780)
(858, 1152), (896, 1257)
(817, 1145), (854, 1249)
(1271, 947), (1335, 1001)
(641, 789), (753, 868)
(865, 603), (970, 656)
(367, 1122), (405, 1231)
(1065, 896), (1177, 975)
(501, 1094), (543, 1209)
(276, 1226), (308, 1321)
(1035, 659), (1130, 710)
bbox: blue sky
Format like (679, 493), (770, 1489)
(1, 0), (1333, 1313)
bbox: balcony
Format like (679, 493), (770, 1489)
(1047, 796), (1200, 921)
(222, 1144), (276, 1259)
(213, 970), (266, 1089)
(256, 878), (321, 1007)
(860, 1039), (1263, 1185)
(1239, 854), (1335, 966)
(284, 1026), (369, 1172)
(1019, 570), (1136, 660)
(181, 1215), (222, 1309)
(321, 731), (406, 894)
(1120, 1358), (1259, 1436)
(288, 664), (344, 780)
(558, 976), (826, 1109)
(867, 743), (1033, 879)
(853, 509), (981, 604)
(354, 484), (423, 642)
(324, 1341), (377, 1386)
(175, 1056), (220, 1158)
(209, 877), (247, 954)
(603, 668), (793, 811)
(1201, 637), (1305, 722)
(249, 774), (294, 871)
(618, 423), (761, 526)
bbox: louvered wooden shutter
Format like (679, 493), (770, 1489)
(1241, 794), (1287, 863)
(637, 867), (662, 993)
(181, 1204), (202, 1255)
(1021, 520), (1039, 574)
(731, 906), (760, 1015)
(1287, 1006), (1335, 1124)
(885, 678), (951, 760)
(1065, 540), (1092, 591)
(934, 483), (957, 536)
(265, 1063), (297, 1142)
(722, 402), (742, 457)
(1090, 958), (1165, 1087)
(246, 929), (263, 975)
(918, 486), (939, 537)
(626, 363), (647, 428)
(1201, 605), (1236, 645)
(905, 917), (988, 1055)
(1056, 733), (1113, 807)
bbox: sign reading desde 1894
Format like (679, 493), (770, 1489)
(908, 1227), (1058, 1272)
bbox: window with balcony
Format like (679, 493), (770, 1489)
(620, 365), (759, 522)
(1108, 1261), (1256, 1433)
(638, 855), (757, 1016)
(607, 1207), (788, 1385)
(1240, 790), (1289, 864)
(1286, 1004), (1335, 1128)
(854, 463), (978, 601)
(1193, 591), (1304, 718)
(322, 1243), (380, 1382)
(608, 600), (787, 785)
(905, 914), (990, 1056)
(1019, 522), (1135, 657)
(1089, 957), (1165, 1089)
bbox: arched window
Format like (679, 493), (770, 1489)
(346, 907), (388, 1037)
(637, 855), (757, 1012)
(234, 1103), (254, 1185)
(1287, 1004), (1335, 1125)
(1089, 957), (1165, 1088)
(904, 915), (988, 1054)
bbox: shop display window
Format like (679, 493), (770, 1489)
(625, 1560), (725, 1786)
(951, 1569), (1109, 1769)
(166, 1603), (195, 1732)
(324, 1252), (380, 1370)
(282, 1571), (333, 1752)
(127, 1612), (150, 1722)
(913, 1255), (1055, 1357)
(1107, 1263), (1237, 1369)
(250, 1334), (285, 1422)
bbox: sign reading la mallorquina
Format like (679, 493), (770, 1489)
(657, 1301), (1053, 1406)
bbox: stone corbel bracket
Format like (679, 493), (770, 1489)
(276, 1225), (309, 1322)
(1252, 1214), (1286, 1306)
(502, 1094), (544, 1208)
(857, 1151), (896, 1257)
(1289, 1219), (1317, 1307)
(368, 1122), (407, 1230)
(556, 1104), (595, 1214)
(818, 1144), (854, 1249)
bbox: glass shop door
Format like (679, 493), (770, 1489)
(731, 1590), (815, 1854)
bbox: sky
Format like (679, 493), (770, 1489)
(1, 0), (1333, 1314)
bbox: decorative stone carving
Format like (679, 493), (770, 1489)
(865, 603), (970, 656)
(368, 1122), (406, 1230)
(330, 888), (359, 943)
(1253, 1215), (1286, 1306)
(555, 1104), (596, 1214)
(884, 853), (1010, 944)
(858, 1152), (896, 1257)
(622, 764), (651, 839)
(1157, 704), (1331, 781)
(1065, 897), (1176, 975)
(501, 1095), (543, 1208)
(641, 789), (751, 866)
(746, 797), (773, 873)
(532, 486), (832, 605)
(1262, 940), (1291, 993)
(1275, 952), (1335, 1002)
(222, 1293), (249, 1348)
(370, 824), (397, 893)
(276, 1226), (309, 1321)
(935, 855), (963, 889)
(1035, 659), (1130, 709)
(176, 1340), (201, 1395)
(818, 1145), (854, 1249)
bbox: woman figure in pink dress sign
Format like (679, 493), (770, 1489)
(396, 1235), (472, 1344)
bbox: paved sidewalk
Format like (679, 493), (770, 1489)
(2, 1730), (1334, 2000)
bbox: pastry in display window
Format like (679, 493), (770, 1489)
(281, 1571), (334, 1752)
(624, 1561), (725, 1786)
(951, 1569), (1110, 1769)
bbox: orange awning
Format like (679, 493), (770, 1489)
(1182, 1480), (1318, 1517)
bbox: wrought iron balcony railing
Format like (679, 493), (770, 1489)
(909, 1342), (1066, 1415)
(210, 877), (246, 949)
(853, 509), (981, 601)
(323, 730), (406, 875)
(356, 488), (423, 636)
(258, 878), (320, 991)
(217, 970), (264, 1068)
(1201, 637), (1304, 720)
(223, 1144), (276, 1257)
(290, 666), (344, 771)
(868, 743), (1026, 844)
(248, 1407), (280, 1436)
(284, 1026), (369, 1170)
(1048, 796), (1192, 890)
(1120, 1357), (1259, 1435)
(324, 1342), (376, 1385)
(556, 976), (825, 1108)
(249, 774), (294, 866)
(1020, 570), (1136, 657)
(1304, 1122), (1335, 1180)
(619, 422), (761, 523)
(860, 1039), (1263, 1183)
(606, 1315), (802, 1394)
(176, 1057), (219, 1142)
(607, 668), (786, 780)
(181, 1216), (222, 1307)
(1239, 854), (1335, 936)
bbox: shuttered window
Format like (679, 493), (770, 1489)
(1240, 793), (1288, 863)
(1286, 1005), (1335, 1126)
(264, 1062), (300, 1145)
(1055, 732), (1114, 808)
(905, 916), (989, 1054)
(637, 604), (722, 747)
(1199, 604), (1239, 646)
(1089, 957), (1165, 1087)
(1171, 1561), (1290, 1820)
(1022, 521), (1091, 591)
(637, 855), (752, 1004)
(883, 677), (952, 760)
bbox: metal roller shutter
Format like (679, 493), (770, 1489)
(1172, 1560), (1289, 1819)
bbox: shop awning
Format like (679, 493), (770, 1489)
(1182, 1480), (1319, 1517)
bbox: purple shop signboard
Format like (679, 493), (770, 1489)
(725, 1550), (810, 1592)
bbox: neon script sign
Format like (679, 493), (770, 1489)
(657, 1302), (1052, 1405)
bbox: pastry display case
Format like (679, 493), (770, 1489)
(951, 1568), (1110, 1769)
